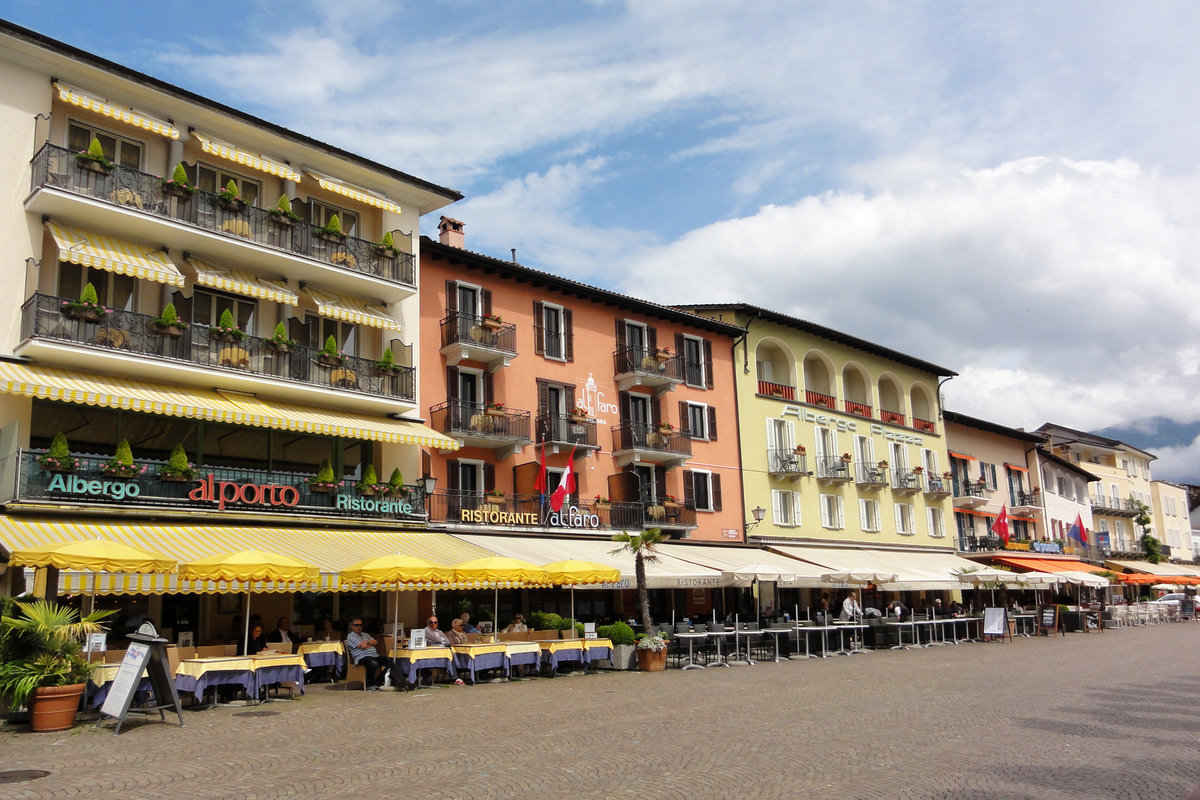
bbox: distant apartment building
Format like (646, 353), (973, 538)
(1150, 480), (1193, 562)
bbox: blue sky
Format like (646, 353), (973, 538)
(5, 1), (1200, 482)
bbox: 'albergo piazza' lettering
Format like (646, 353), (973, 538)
(188, 474), (300, 511)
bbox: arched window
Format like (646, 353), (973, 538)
(754, 340), (796, 400)
(877, 375), (904, 426)
(802, 351), (835, 410)
(841, 364), (872, 418)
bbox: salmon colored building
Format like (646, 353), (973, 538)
(418, 220), (746, 555)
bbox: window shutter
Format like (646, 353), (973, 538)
(707, 406), (718, 440)
(712, 473), (722, 510)
(703, 339), (714, 389)
(619, 391), (631, 422)
(836, 497), (844, 527)
(926, 508), (935, 536)
(483, 463), (495, 492)
(481, 288), (492, 317)
(536, 380), (550, 415)
(483, 372), (494, 404)
(446, 367), (460, 400)
(654, 469), (667, 501)
(859, 499), (869, 530)
(678, 401), (688, 434)
(820, 496), (831, 527)
(533, 301), (545, 356)
(675, 332), (685, 361)
(563, 309), (574, 361)
(615, 318), (625, 344)
(652, 396), (662, 427)
(566, 384), (576, 410)
(682, 470), (694, 505)
(446, 461), (460, 493)
(445, 281), (457, 313)
(647, 325), (657, 350)
(785, 421), (796, 450)
(771, 490), (782, 524)
(792, 493), (801, 526)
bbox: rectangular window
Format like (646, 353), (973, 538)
(927, 507), (945, 538)
(682, 335), (705, 387)
(542, 303), (565, 359)
(307, 198), (357, 235)
(299, 315), (359, 357)
(979, 462), (997, 491)
(197, 165), (261, 208)
(57, 263), (136, 312)
(771, 489), (798, 527)
(859, 499), (881, 532)
(820, 494), (844, 529)
(190, 288), (257, 333)
(692, 471), (713, 512)
(68, 120), (142, 169)
(894, 503), (914, 535)
(687, 403), (709, 440)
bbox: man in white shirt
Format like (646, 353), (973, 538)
(840, 591), (862, 622)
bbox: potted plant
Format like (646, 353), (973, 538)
(264, 322), (297, 354)
(374, 347), (401, 375)
(657, 421), (675, 435)
(663, 495), (680, 509)
(635, 631), (669, 671)
(385, 468), (407, 497)
(317, 335), (346, 367)
(38, 432), (78, 474)
(216, 178), (245, 212)
(568, 408), (589, 424)
(355, 464), (385, 496)
(610, 527), (666, 671)
(485, 401), (505, 417)
(268, 195), (301, 227)
(0, 600), (114, 732)
(151, 303), (188, 337)
(210, 308), (246, 343)
(912, 466), (924, 474)
(101, 439), (142, 479)
(840, 453), (853, 463)
(75, 137), (114, 176)
(593, 495), (611, 510)
(655, 346), (673, 362)
(877, 460), (889, 469)
(60, 282), (107, 323)
(318, 214), (347, 244)
(485, 488), (505, 505)
(794, 445), (806, 454)
(159, 443), (196, 482)
(160, 163), (195, 200)
(596, 621), (637, 669)
(374, 230), (400, 259)
(481, 312), (503, 331)
(307, 458), (340, 493)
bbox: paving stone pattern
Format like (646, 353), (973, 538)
(3, 625), (1199, 799)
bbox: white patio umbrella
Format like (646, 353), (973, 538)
(821, 570), (897, 619)
(954, 568), (1020, 606)
(723, 563), (799, 624)
(1012, 571), (1065, 607)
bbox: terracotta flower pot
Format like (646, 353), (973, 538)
(637, 648), (667, 671)
(29, 683), (86, 732)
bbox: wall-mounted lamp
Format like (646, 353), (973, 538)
(746, 505), (766, 532)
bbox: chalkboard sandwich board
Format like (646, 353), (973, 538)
(97, 623), (184, 735)
(1037, 605), (1062, 637)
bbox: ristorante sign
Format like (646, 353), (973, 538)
(458, 503), (602, 530)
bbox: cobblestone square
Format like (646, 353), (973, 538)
(3, 624), (1199, 800)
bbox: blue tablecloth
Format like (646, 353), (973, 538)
(452, 649), (508, 683)
(394, 652), (458, 686)
(253, 664), (306, 695)
(174, 669), (253, 699)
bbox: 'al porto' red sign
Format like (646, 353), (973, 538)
(188, 474), (301, 511)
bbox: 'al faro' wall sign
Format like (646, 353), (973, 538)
(459, 503), (601, 530)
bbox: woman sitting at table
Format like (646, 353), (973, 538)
(317, 617), (338, 641)
(447, 618), (469, 645)
(237, 622), (270, 656)
(502, 614), (528, 633)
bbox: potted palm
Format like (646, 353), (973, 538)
(0, 600), (114, 732)
(610, 527), (668, 671)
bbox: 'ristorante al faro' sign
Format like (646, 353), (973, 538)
(459, 503), (601, 530)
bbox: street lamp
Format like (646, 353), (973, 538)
(746, 505), (766, 533)
(419, 473), (437, 517)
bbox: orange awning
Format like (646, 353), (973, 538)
(949, 451), (976, 461)
(1004, 463), (1029, 472)
(1119, 574), (1194, 585)
(993, 556), (1107, 574)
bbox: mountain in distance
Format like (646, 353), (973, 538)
(1093, 416), (1200, 451)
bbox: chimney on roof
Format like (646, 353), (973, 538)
(438, 216), (465, 248)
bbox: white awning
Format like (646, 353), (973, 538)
(768, 546), (975, 590)
(305, 287), (400, 331)
(657, 543), (827, 588)
(1106, 559), (1200, 577)
(451, 535), (724, 590)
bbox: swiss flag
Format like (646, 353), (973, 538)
(991, 505), (1010, 544)
(549, 447), (577, 512)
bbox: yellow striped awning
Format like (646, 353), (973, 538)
(193, 132), (301, 183)
(46, 222), (184, 287)
(306, 287), (400, 331)
(308, 170), (402, 214)
(0, 517), (493, 595)
(187, 256), (298, 305)
(54, 82), (179, 139)
(0, 362), (458, 450)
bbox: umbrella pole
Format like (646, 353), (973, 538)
(571, 586), (576, 638)
(392, 588), (399, 654)
(494, 586), (499, 640)
(243, 590), (252, 657)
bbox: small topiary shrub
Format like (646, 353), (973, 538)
(597, 621), (636, 646)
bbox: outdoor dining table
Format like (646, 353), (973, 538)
(832, 622), (869, 655)
(943, 616), (979, 643)
(885, 620), (917, 650)
(504, 642), (542, 675)
(580, 638), (613, 671)
(912, 619), (943, 647)
(674, 632), (708, 670)
(174, 654), (307, 707)
(761, 628), (793, 663)
(392, 646), (458, 687)
(794, 624), (838, 658)
(705, 628), (733, 666)
(1013, 614), (1037, 638)
(297, 640), (344, 676)
(250, 653), (308, 701)
(539, 639), (586, 673)
(451, 642), (510, 683)
(727, 628), (760, 665)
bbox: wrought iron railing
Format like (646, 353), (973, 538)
(855, 462), (888, 486)
(428, 400), (531, 442)
(890, 468), (922, 491)
(956, 480), (989, 498)
(613, 345), (684, 382)
(536, 413), (597, 449)
(20, 293), (414, 400)
(439, 311), (517, 353)
(923, 475), (952, 494)
(767, 447), (806, 475)
(1012, 490), (1043, 507)
(30, 143), (415, 286)
(15, 450), (424, 521)
(816, 456), (852, 480)
(426, 491), (695, 529)
(610, 422), (692, 457)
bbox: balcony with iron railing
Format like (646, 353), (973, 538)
(439, 311), (517, 370)
(428, 400), (532, 454)
(757, 380), (796, 400)
(19, 292), (415, 402)
(613, 345), (684, 395)
(805, 390), (837, 410)
(815, 456), (853, 481)
(923, 474), (952, 495)
(890, 468), (923, 492)
(536, 412), (599, 452)
(13, 450), (425, 522)
(1010, 489), (1044, 513)
(28, 143), (415, 289)
(855, 462), (888, 488)
(1090, 494), (1139, 516)
(428, 491), (696, 531)
(767, 447), (807, 479)
(844, 400), (873, 419)
(610, 422), (692, 468)
(953, 478), (990, 509)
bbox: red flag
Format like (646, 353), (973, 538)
(550, 447), (577, 512)
(534, 442), (547, 496)
(1067, 513), (1087, 546)
(991, 505), (1010, 544)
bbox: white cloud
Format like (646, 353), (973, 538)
(1151, 437), (1200, 485)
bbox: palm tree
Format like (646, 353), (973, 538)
(611, 527), (666, 631)
(0, 600), (112, 706)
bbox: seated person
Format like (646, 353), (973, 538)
(267, 616), (303, 651)
(346, 618), (388, 690)
(887, 601), (907, 620)
(459, 612), (479, 633)
(447, 618), (469, 645)
(949, 600), (965, 617)
(237, 622), (270, 656)
(423, 616), (452, 647)
(317, 617), (338, 642)
(502, 614), (528, 633)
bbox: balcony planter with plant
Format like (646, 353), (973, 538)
(317, 214), (348, 244)
(485, 488), (505, 505)
(0, 600), (114, 732)
(485, 401), (505, 417)
(210, 309), (246, 344)
(794, 445), (806, 454)
(101, 439), (143, 480)
(151, 303), (188, 338)
(316, 335), (347, 367)
(75, 137), (114, 176)
(373, 230), (400, 259)
(355, 464), (387, 497)
(841, 453), (853, 463)
(268, 195), (301, 227)
(374, 347), (401, 375)
(38, 432), (78, 474)
(877, 460), (889, 469)
(159, 444), (197, 482)
(655, 346), (673, 363)
(216, 178), (245, 212)
(593, 495), (611, 510)
(385, 468), (408, 498)
(160, 163), (195, 200)
(663, 495), (680, 509)
(481, 312), (503, 331)
(307, 459), (340, 494)
(635, 631), (669, 671)
(657, 421), (675, 435)
(569, 409), (589, 424)
(264, 322), (297, 355)
(61, 282), (107, 323)
(912, 466), (924, 474)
